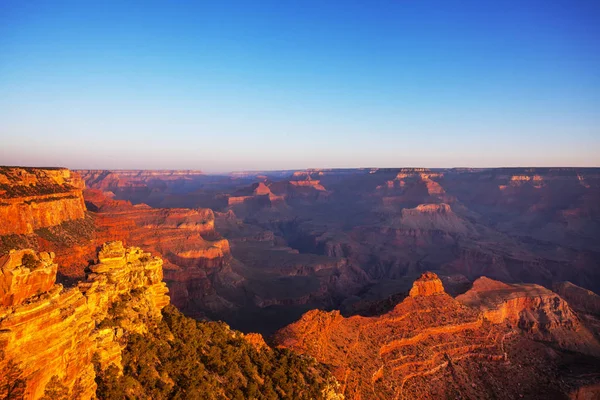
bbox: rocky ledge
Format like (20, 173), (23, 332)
(0, 167), (86, 235)
(408, 271), (445, 297)
(0, 241), (169, 399)
(274, 272), (600, 399)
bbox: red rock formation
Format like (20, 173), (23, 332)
(227, 182), (286, 207)
(289, 179), (326, 191)
(275, 273), (600, 399)
(80, 190), (234, 316)
(0, 242), (169, 399)
(394, 203), (473, 235)
(0, 167), (85, 235)
(0, 249), (57, 307)
(408, 271), (445, 297)
(457, 277), (600, 356)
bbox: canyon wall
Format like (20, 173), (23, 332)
(77, 169), (205, 189)
(457, 276), (600, 356)
(0, 167), (86, 235)
(0, 241), (169, 399)
(275, 272), (600, 399)
(83, 190), (234, 317)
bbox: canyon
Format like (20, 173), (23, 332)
(3, 166), (599, 334)
(1, 166), (599, 398)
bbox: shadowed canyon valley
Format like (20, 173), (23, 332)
(1, 166), (600, 399)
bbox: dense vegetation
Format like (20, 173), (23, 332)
(94, 305), (339, 400)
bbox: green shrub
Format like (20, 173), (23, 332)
(21, 253), (39, 270)
(94, 305), (336, 400)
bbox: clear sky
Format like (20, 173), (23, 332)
(1, 0), (599, 172)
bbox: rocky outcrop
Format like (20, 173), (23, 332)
(399, 203), (472, 234)
(457, 277), (600, 356)
(408, 271), (445, 297)
(275, 273), (600, 399)
(76, 189), (234, 314)
(0, 242), (169, 399)
(0, 249), (57, 307)
(0, 167), (85, 235)
(227, 182), (286, 207)
(274, 277), (511, 399)
(289, 179), (326, 190)
(553, 281), (600, 316)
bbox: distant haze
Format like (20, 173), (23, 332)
(1, 1), (599, 173)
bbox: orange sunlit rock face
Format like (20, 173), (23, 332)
(0, 170), (236, 323)
(275, 272), (600, 399)
(82, 189), (233, 315)
(408, 271), (445, 297)
(0, 242), (169, 400)
(456, 277), (600, 356)
(0, 249), (57, 307)
(0, 167), (85, 235)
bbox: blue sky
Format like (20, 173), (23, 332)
(1, 0), (598, 172)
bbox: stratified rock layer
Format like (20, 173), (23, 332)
(408, 271), (445, 297)
(83, 190), (234, 316)
(0, 241), (169, 399)
(457, 277), (600, 356)
(553, 281), (600, 317)
(0, 167), (85, 235)
(275, 273), (600, 399)
(0, 249), (57, 307)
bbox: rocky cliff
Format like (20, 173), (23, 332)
(0, 249), (57, 307)
(275, 272), (600, 399)
(77, 169), (205, 190)
(408, 271), (445, 296)
(0, 241), (169, 399)
(83, 190), (234, 317)
(0, 167), (85, 235)
(553, 281), (600, 317)
(457, 277), (600, 356)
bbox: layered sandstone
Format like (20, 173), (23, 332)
(408, 271), (445, 297)
(378, 169), (455, 207)
(397, 203), (471, 234)
(227, 182), (286, 206)
(289, 179), (326, 191)
(0, 249), (57, 306)
(457, 277), (600, 356)
(0, 242), (169, 399)
(0, 167), (85, 234)
(83, 190), (234, 317)
(77, 169), (205, 190)
(275, 272), (600, 399)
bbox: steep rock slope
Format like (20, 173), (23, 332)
(83, 189), (237, 318)
(457, 277), (600, 356)
(0, 167), (85, 235)
(0, 241), (168, 399)
(0, 242), (343, 400)
(553, 281), (600, 317)
(0, 249), (57, 307)
(275, 272), (600, 399)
